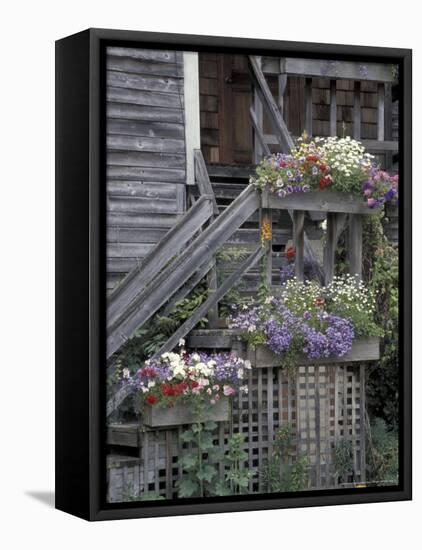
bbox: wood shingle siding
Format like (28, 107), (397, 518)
(106, 47), (187, 292)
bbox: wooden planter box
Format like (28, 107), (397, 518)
(262, 189), (379, 215)
(247, 337), (380, 368)
(142, 398), (230, 428)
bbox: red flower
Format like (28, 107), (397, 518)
(306, 155), (318, 163)
(191, 380), (199, 389)
(319, 176), (331, 190)
(146, 395), (157, 406)
(161, 384), (175, 397)
(141, 367), (157, 379)
(285, 246), (296, 260)
(314, 297), (325, 307)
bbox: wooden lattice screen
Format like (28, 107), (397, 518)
(107, 362), (365, 502)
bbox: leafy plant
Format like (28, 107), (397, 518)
(367, 418), (398, 484)
(363, 213), (399, 428)
(261, 425), (309, 492)
(176, 401), (220, 498)
(214, 433), (255, 496)
(334, 439), (353, 483)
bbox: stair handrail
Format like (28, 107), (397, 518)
(107, 194), (215, 329)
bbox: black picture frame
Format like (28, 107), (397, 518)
(55, 28), (412, 521)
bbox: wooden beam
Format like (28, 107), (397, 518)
(377, 83), (385, 142)
(249, 56), (294, 153)
(305, 78), (313, 136)
(183, 52), (200, 185)
(293, 210), (305, 281)
(348, 214), (363, 280)
(260, 206), (273, 286)
(150, 246), (265, 359)
(353, 81), (361, 140)
(267, 190), (380, 215)
(250, 106), (271, 157)
(330, 80), (337, 136)
(263, 57), (396, 82)
(194, 149), (219, 214)
(323, 213), (347, 284)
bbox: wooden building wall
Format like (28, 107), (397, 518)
(106, 47), (187, 291)
(199, 54), (396, 169)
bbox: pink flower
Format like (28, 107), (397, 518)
(223, 385), (236, 397)
(367, 198), (377, 208)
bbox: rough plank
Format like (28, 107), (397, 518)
(107, 102), (184, 123)
(107, 151), (186, 169)
(249, 338), (380, 368)
(106, 47), (182, 64)
(107, 196), (179, 215)
(107, 186), (260, 357)
(267, 190), (380, 215)
(273, 57), (396, 82)
(194, 149), (219, 214)
(107, 135), (185, 154)
(107, 56), (184, 77)
(107, 86), (184, 109)
(249, 56), (294, 152)
(107, 196), (214, 327)
(107, 180), (180, 199)
(150, 246), (265, 358)
(107, 166), (186, 183)
(108, 118), (184, 139)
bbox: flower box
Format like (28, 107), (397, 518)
(142, 398), (230, 428)
(247, 337), (380, 369)
(262, 189), (380, 215)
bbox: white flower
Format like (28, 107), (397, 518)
(240, 385), (249, 394)
(237, 368), (244, 379)
(178, 338), (185, 347)
(191, 353), (200, 362)
(122, 368), (130, 379)
(147, 380), (156, 389)
(244, 360), (252, 370)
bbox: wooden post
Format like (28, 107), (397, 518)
(293, 210), (305, 281)
(260, 199), (273, 287)
(377, 83), (385, 142)
(278, 73), (288, 118)
(253, 58), (264, 164)
(359, 364), (366, 483)
(305, 77), (313, 136)
(323, 213), (347, 285)
(353, 81), (361, 140)
(348, 214), (363, 281)
(183, 52), (201, 185)
(330, 79), (337, 136)
(323, 212), (337, 285)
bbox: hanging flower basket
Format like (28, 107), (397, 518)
(142, 397), (230, 428)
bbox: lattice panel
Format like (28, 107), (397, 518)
(107, 363), (366, 502)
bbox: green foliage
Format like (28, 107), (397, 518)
(121, 485), (165, 502)
(334, 439), (353, 483)
(176, 406), (219, 498)
(261, 425), (309, 492)
(363, 213), (399, 428)
(367, 418), (399, 484)
(213, 433), (255, 496)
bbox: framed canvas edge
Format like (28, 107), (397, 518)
(55, 28), (412, 522)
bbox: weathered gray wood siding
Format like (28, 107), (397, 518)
(106, 47), (187, 290)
